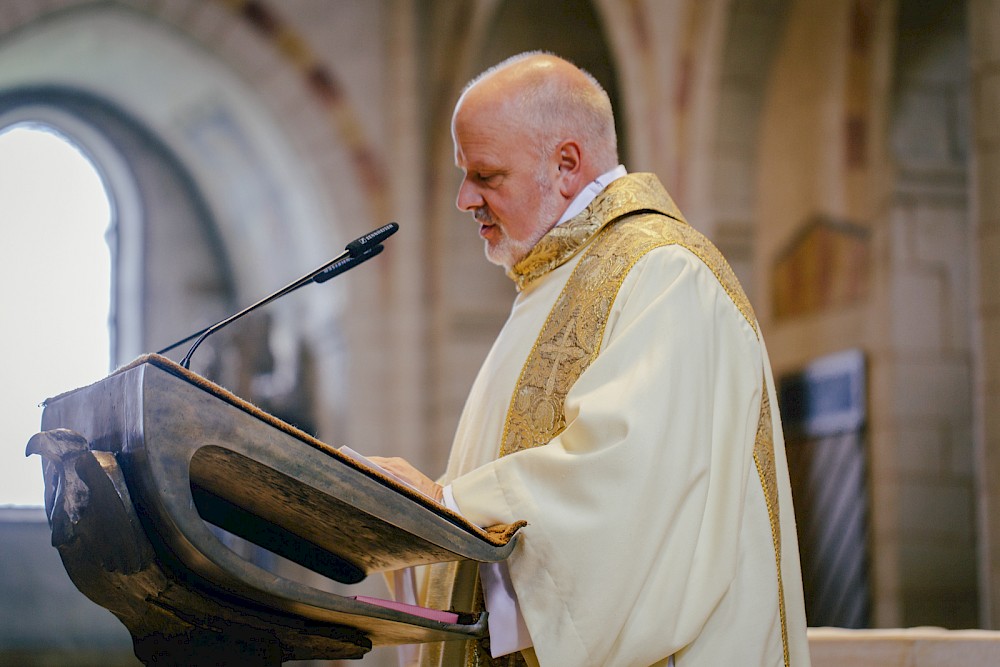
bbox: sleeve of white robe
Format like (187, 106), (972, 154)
(449, 245), (765, 666)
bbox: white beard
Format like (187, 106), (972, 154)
(482, 184), (565, 270)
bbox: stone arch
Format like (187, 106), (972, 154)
(700, 1), (792, 295)
(589, 0), (792, 292)
(0, 2), (379, 438)
(0, 86), (233, 367)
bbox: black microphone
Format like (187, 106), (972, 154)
(314, 243), (384, 283)
(156, 223), (399, 368)
(345, 222), (398, 258)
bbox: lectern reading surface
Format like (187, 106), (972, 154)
(27, 354), (522, 666)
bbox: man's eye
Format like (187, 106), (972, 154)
(477, 173), (501, 185)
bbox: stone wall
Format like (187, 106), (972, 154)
(969, 0), (1000, 629)
(0, 509), (136, 666)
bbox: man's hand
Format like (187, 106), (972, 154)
(367, 456), (444, 504)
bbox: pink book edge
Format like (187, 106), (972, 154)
(351, 595), (460, 624)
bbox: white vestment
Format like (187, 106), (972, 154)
(426, 174), (811, 667)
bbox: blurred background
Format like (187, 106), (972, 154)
(0, 0), (995, 665)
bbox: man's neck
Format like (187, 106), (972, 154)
(557, 164), (628, 225)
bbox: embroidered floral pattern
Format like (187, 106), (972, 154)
(442, 174), (787, 666)
(500, 174), (759, 458)
(495, 173), (788, 665)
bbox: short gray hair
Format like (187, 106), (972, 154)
(462, 51), (619, 168)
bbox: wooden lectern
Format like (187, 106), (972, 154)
(26, 354), (522, 666)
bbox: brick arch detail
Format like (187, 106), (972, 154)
(214, 0), (389, 223)
(0, 0), (389, 224)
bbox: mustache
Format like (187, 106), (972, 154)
(473, 206), (496, 225)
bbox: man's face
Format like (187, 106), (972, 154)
(452, 99), (566, 269)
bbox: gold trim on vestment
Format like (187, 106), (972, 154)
(499, 174), (759, 457)
(437, 174), (787, 666)
(506, 173), (686, 292)
(497, 174), (788, 664)
(754, 379), (790, 667)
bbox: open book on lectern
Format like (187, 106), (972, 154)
(29, 353), (524, 661)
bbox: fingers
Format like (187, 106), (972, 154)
(367, 456), (444, 503)
(367, 456), (417, 479)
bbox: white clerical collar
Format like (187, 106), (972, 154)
(557, 164), (628, 225)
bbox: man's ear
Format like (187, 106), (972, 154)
(555, 141), (583, 198)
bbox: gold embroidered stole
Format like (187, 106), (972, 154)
(500, 175), (789, 664)
(432, 174), (790, 666)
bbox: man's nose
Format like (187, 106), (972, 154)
(456, 177), (483, 212)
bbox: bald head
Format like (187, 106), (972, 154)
(453, 53), (619, 176)
(451, 53), (621, 269)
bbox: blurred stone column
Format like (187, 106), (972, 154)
(969, 0), (1000, 630)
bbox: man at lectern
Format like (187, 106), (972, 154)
(371, 52), (811, 667)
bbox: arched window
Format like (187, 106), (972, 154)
(0, 122), (112, 507)
(0, 86), (238, 509)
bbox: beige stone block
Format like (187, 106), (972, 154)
(41, 0), (93, 12)
(217, 21), (287, 81)
(975, 72), (1000, 143)
(810, 628), (1000, 667)
(809, 634), (907, 667)
(149, 0), (201, 26)
(257, 73), (310, 116)
(902, 586), (979, 628)
(865, 438), (897, 507)
(969, 0), (1000, 65)
(931, 221), (972, 350)
(977, 230), (1000, 311)
(906, 204), (971, 351)
(892, 88), (955, 164)
(992, 551), (1000, 591)
(899, 536), (977, 588)
(899, 483), (975, 542)
(5, 0), (46, 25)
(913, 205), (967, 267)
(979, 397), (1000, 532)
(896, 424), (946, 476)
(888, 203), (915, 262)
(948, 425), (975, 477)
(118, 0), (156, 9)
(866, 360), (894, 424)
(0, 7), (18, 33)
(182, 1), (233, 47)
(980, 318), (1000, 389)
(716, 85), (761, 152)
(893, 360), (972, 421)
(890, 270), (944, 352)
(915, 635), (1000, 665)
(284, 102), (339, 157)
(974, 146), (1000, 229)
(710, 154), (755, 214)
(983, 397), (1000, 465)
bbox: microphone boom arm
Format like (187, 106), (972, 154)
(156, 248), (342, 356)
(156, 223), (398, 368)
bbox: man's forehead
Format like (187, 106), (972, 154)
(453, 69), (524, 126)
(452, 126), (505, 168)
(453, 100), (511, 156)
(453, 94), (495, 131)
(451, 74), (539, 169)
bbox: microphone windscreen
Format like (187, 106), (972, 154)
(345, 222), (399, 257)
